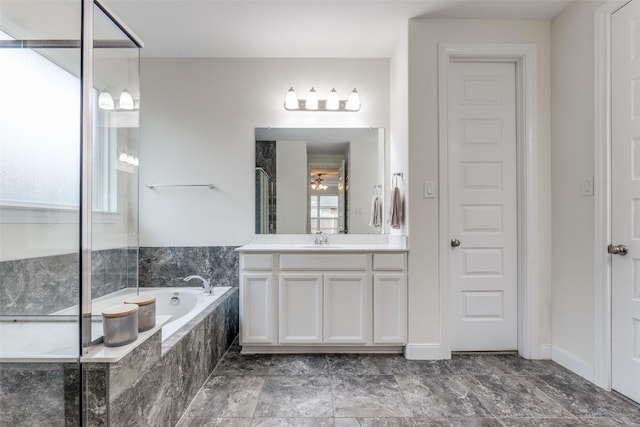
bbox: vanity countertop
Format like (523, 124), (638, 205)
(236, 243), (408, 253)
(236, 234), (408, 253)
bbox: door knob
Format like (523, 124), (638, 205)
(451, 238), (461, 248)
(608, 244), (628, 256)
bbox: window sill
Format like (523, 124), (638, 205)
(0, 203), (119, 224)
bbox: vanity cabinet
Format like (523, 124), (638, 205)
(238, 249), (406, 352)
(239, 254), (276, 344)
(373, 254), (407, 344)
(323, 273), (370, 344)
(279, 273), (323, 343)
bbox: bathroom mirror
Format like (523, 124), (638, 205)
(255, 128), (385, 234)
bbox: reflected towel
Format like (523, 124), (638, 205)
(369, 195), (382, 228)
(388, 186), (403, 229)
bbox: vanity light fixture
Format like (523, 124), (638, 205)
(99, 89), (139, 111)
(98, 90), (115, 110)
(346, 88), (361, 111)
(284, 87), (361, 112)
(119, 152), (139, 166)
(326, 88), (339, 110)
(306, 88), (318, 110)
(119, 89), (134, 110)
(285, 87), (299, 110)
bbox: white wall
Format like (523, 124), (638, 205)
(138, 58), (389, 246)
(389, 21), (409, 237)
(276, 140), (307, 234)
(349, 138), (382, 234)
(550, 0), (604, 378)
(407, 18), (552, 357)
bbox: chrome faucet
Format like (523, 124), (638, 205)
(183, 275), (212, 294)
(314, 231), (329, 245)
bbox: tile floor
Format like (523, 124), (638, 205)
(176, 341), (640, 427)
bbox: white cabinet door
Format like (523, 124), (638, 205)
(323, 273), (370, 344)
(279, 273), (323, 344)
(373, 273), (406, 344)
(240, 273), (276, 344)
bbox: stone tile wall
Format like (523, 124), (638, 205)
(138, 246), (239, 289)
(0, 362), (80, 427)
(1, 246), (240, 425)
(0, 246), (238, 315)
(0, 248), (136, 315)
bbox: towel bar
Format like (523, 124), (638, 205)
(145, 184), (215, 189)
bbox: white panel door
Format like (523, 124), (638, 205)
(448, 61), (518, 351)
(611, 0), (640, 404)
(279, 273), (323, 344)
(323, 273), (370, 344)
(240, 273), (276, 344)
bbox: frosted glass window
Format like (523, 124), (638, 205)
(0, 34), (80, 208)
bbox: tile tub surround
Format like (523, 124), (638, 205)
(177, 350), (640, 426)
(83, 286), (239, 427)
(0, 245), (236, 315)
(0, 362), (80, 427)
(138, 246), (239, 289)
(0, 247), (136, 315)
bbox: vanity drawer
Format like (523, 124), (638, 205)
(242, 254), (274, 271)
(280, 254), (367, 271)
(373, 253), (405, 271)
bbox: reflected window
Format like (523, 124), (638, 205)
(310, 195), (339, 234)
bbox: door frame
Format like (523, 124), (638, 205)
(593, 0), (634, 390)
(437, 43), (540, 359)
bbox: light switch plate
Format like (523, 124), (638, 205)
(424, 181), (436, 198)
(582, 176), (594, 196)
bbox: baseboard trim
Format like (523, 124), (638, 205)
(551, 345), (594, 382)
(538, 344), (552, 359)
(404, 343), (442, 360)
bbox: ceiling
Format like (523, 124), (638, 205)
(102, 0), (572, 58)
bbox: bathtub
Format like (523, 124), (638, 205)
(0, 286), (232, 360)
(88, 286), (232, 342)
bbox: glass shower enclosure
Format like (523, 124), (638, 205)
(0, 0), (141, 424)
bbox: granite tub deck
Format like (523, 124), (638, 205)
(86, 286), (239, 427)
(177, 347), (640, 426)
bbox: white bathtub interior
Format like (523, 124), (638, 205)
(0, 286), (232, 361)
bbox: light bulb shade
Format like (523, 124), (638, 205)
(346, 88), (360, 111)
(119, 89), (134, 110)
(326, 88), (339, 110)
(285, 87), (299, 110)
(98, 91), (115, 110)
(306, 88), (318, 110)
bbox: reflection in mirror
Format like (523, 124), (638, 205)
(255, 128), (385, 234)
